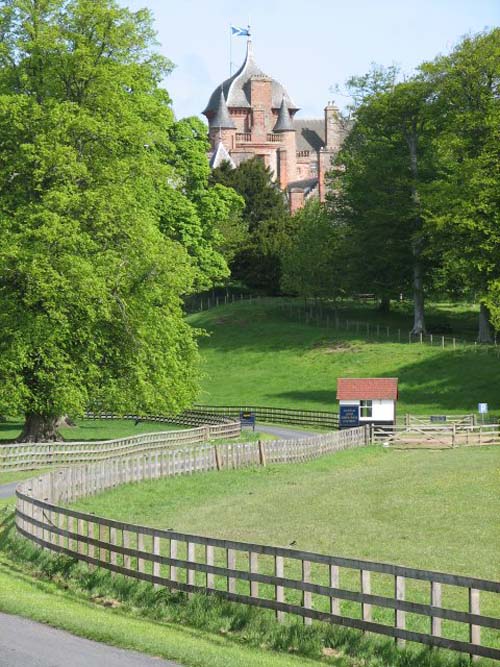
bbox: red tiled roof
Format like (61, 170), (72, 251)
(336, 378), (398, 400)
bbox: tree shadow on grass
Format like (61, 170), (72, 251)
(270, 349), (499, 413)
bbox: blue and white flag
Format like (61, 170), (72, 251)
(231, 25), (250, 37)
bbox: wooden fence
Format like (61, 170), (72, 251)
(0, 421), (241, 472)
(15, 426), (500, 661)
(373, 424), (500, 448)
(194, 404), (340, 429)
(400, 414), (475, 427)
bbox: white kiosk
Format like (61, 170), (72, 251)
(337, 378), (398, 428)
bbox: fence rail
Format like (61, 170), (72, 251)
(183, 293), (499, 353)
(194, 404), (340, 429)
(0, 420), (241, 472)
(373, 424), (500, 448)
(15, 425), (500, 660)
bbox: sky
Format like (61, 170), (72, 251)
(118, 0), (499, 121)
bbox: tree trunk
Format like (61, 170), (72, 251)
(478, 302), (493, 343)
(378, 296), (391, 313)
(411, 259), (426, 334)
(17, 414), (61, 443)
(405, 126), (426, 336)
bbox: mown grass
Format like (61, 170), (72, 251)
(71, 445), (499, 579)
(68, 445), (500, 652)
(187, 300), (499, 415)
(0, 517), (477, 667)
(0, 418), (186, 443)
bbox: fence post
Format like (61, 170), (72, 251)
(329, 565), (340, 615)
(214, 445), (221, 471)
(249, 551), (259, 598)
(227, 548), (236, 594)
(431, 581), (442, 638)
(452, 423), (456, 448)
(153, 535), (160, 588)
(187, 541), (196, 596)
(275, 555), (285, 622)
(206, 544), (215, 589)
(360, 569), (372, 623)
(258, 440), (266, 467)
(302, 560), (312, 625)
(395, 575), (406, 647)
(469, 588), (480, 662)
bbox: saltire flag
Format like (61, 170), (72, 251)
(231, 25), (250, 37)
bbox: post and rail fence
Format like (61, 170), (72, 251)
(14, 425), (500, 661)
(184, 292), (499, 355)
(3, 408), (500, 471)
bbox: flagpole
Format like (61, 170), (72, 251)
(229, 25), (232, 76)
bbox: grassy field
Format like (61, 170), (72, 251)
(188, 300), (499, 415)
(72, 445), (499, 579)
(0, 418), (186, 443)
(70, 445), (500, 649)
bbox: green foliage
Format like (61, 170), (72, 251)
(281, 200), (348, 298)
(0, 0), (235, 438)
(329, 69), (436, 329)
(211, 158), (291, 293)
(188, 299), (499, 415)
(419, 29), (500, 334)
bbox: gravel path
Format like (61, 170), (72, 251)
(0, 612), (182, 667)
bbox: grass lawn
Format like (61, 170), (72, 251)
(188, 300), (499, 415)
(70, 445), (500, 648)
(0, 557), (317, 667)
(0, 418), (186, 443)
(72, 445), (499, 579)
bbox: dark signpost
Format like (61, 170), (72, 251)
(240, 410), (256, 431)
(339, 404), (359, 429)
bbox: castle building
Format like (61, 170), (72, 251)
(203, 40), (349, 212)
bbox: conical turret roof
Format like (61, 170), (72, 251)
(209, 89), (236, 129)
(273, 96), (294, 132)
(203, 40), (298, 116)
(209, 141), (236, 169)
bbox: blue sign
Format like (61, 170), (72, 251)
(339, 404), (359, 429)
(240, 410), (256, 431)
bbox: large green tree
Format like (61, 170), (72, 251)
(280, 199), (348, 300)
(330, 69), (435, 330)
(0, 0), (232, 441)
(210, 157), (291, 293)
(420, 29), (500, 341)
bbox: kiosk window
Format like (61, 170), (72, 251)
(360, 400), (373, 418)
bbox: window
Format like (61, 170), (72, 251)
(359, 400), (373, 418)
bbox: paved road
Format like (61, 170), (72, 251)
(249, 424), (315, 440)
(0, 612), (182, 667)
(0, 482), (18, 499)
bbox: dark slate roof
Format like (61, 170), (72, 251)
(287, 177), (318, 195)
(209, 89), (236, 129)
(203, 40), (298, 115)
(293, 119), (325, 152)
(273, 96), (294, 132)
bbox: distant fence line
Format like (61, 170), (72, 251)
(15, 425), (500, 661)
(186, 292), (499, 354)
(4, 409), (499, 471)
(193, 404), (340, 429)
